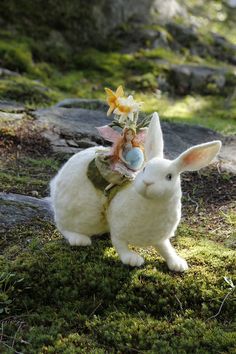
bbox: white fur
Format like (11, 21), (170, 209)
(50, 113), (222, 272)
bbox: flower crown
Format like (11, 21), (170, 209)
(105, 86), (145, 131)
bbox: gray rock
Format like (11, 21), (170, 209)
(218, 135), (236, 174)
(34, 106), (235, 172)
(77, 139), (98, 149)
(0, 68), (20, 77)
(35, 108), (222, 157)
(227, 0), (236, 7)
(0, 111), (25, 121)
(66, 139), (79, 147)
(35, 107), (107, 153)
(53, 146), (83, 154)
(166, 23), (199, 46)
(0, 193), (53, 232)
(35, 107), (110, 139)
(154, 0), (187, 20)
(56, 98), (107, 112)
(167, 23), (236, 65)
(162, 121), (234, 173)
(208, 34), (236, 65)
(0, 100), (25, 113)
(169, 64), (233, 95)
(161, 121), (222, 158)
(2, 1), (160, 48)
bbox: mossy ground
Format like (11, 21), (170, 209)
(0, 200), (235, 353)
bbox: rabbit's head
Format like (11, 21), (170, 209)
(134, 113), (222, 200)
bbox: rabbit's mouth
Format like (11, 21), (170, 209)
(136, 182), (154, 199)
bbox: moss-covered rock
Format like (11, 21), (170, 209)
(0, 76), (61, 105)
(0, 0), (156, 49)
(127, 73), (158, 90)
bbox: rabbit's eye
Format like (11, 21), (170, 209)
(166, 173), (172, 181)
(143, 167), (146, 173)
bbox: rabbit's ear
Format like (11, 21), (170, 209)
(175, 141), (222, 172)
(145, 112), (164, 161)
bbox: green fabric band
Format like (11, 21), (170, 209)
(87, 158), (130, 204)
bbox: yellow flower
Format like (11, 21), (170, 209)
(105, 85), (124, 116)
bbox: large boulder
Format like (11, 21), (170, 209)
(166, 23), (236, 65)
(34, 106), (236, 173)
(0, 193), (53, 232)
(0, 0), (155, 47)
(168, 65), (235, 95)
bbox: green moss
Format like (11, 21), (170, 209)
(128, 73), (158, 90)
(140, 47), (181, 63)
(74, 49), (127, 77)
(0, 76), (62, 106)
(0, 39), (34, 73)
(0, 171), (47, 196)
(0, 152), (235, 352)
(88, 313), (236, 353)
(138, 94), (236, 134)
(0, 157), (61, 197)
(0, 217), (235, 353)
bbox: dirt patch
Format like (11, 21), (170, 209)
(0, 116), (52, 158)
(182, 165), (235, 210)
(181, 165), (235, 247)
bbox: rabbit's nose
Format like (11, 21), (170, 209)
(143, 180), (154, 187)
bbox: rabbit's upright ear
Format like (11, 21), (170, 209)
(145, 112), (164, 161)
(175, 141), (222, 172)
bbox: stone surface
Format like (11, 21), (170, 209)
(0, 100), (25, 113)
(0, 111), (25, 121)
(167, 23), (236, 65)
(0, 0), (158, 48)
(34, 106), (235, 173)
(34, 107), (107, 152)
(35, 107), (109, 138)
(218, 135), (236, 174)
(0, 193), (53, 232)
(168, 64), (234, 95)
(0, 67), (20, 77)
(56, 98), (107, 111)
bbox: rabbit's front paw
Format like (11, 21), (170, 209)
(63, 231), (92, 246)
(167, 256), (188, 272)
(121, 252), (144, 267)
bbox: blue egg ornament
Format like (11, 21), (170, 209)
(125, 147), (144, 171)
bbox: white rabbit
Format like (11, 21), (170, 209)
(50, 113), (221, 272)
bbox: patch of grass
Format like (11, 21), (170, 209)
(0, 156), (62, 197)
(0, 171), (48, 196)
(0, 39), (34, 74)
(137, 93), (236, 134)
(0, 218), (235, 353)
(140, 47), (182, 63)
(0, 118), (64, 197)
(0, 76), (62, 106)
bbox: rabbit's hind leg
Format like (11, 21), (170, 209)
(62, 231), (92, 246)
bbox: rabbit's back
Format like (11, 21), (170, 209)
(51, 147), (109, 236)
